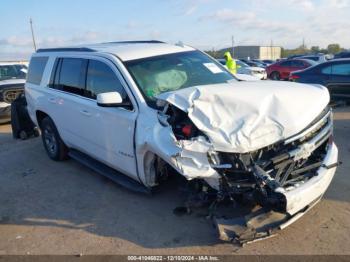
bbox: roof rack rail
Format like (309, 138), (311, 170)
(36, 47), (96, 53)
(104, 40), (165, 44)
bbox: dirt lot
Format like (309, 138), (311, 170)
(0, 107), (349, 255)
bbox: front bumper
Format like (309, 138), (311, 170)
(215, 142), (338, 245)
(282, 142), (338, 215)
(252, 72), (267, 80)
(0, 102), (11, 123)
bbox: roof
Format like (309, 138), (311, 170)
(331, 58), (350, 62)
(36, 41), (196, 61)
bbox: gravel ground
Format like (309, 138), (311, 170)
(0, 107), (349, 255)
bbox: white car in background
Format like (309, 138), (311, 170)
(236, 60), (267, 79)
(218, 59), (267, 80)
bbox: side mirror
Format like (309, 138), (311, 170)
(97, 92), (131, 108)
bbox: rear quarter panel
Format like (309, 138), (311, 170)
(25, 55), (56, 126)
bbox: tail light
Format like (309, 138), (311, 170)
(289, 74), (300, 81)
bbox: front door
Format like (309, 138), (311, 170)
(76, 58), (138, 178)
(328, 62), (350, 100)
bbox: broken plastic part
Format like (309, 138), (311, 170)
(214, 208), (288, 245)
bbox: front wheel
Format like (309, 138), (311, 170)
(270, 71), (281, 80)
(40, 117), (68, 161)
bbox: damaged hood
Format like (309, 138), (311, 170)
(157, 81), (330, 153)
(0, 79), (25, 86)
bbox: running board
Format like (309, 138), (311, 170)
(68, 149), (151, 194)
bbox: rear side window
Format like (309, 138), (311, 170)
(27, 57), (48, 84)
(280, 61), (292, 67)
(86, 60), (127, 99)
(332, 63), (350, 76)
(57, 58), (86, 95)
(291, 60), (304, 67)
(321, 65), (332, 74)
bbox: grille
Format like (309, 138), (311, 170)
(215, 108), (333, 190)
(3, 89), (23, 103)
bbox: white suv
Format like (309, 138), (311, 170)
(25, 41), (339, 244)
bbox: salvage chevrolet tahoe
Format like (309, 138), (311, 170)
(24, 41), (339, 244)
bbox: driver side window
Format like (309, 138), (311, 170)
(86, 60), (127, 100)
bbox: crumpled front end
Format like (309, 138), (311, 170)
(165, 105), (339, 245)
(151, 82), (339, 245)
(210, 108), (336, 212)
(212, 108), (339, 244)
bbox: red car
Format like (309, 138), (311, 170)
(266, 59), (317, 80)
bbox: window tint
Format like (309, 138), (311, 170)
(291, 60), (304, 67)
(332, 63), (350, 76)
(321, 65), (332, 74)
(86, 60), (126, 99)
(27, 57), (48, 84)
(280, 61), (292, 67)
(58, 58), (86, 95)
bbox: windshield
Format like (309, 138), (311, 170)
(302, 59), (318, 66)
(125, 51), (236, 105)
(0, 64), (27, 81)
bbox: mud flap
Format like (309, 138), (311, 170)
(214, 208), (289, 245)
(11, 94), (39, 140)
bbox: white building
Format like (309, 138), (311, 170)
(234, 46), (281, 60)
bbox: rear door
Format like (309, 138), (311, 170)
(278, 60), (293, 79)
(48, 57), (88, 148)
(328, 62), (350, 99)
(290, 60), (308, 72)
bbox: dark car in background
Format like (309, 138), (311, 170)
(334, 51), (350, 59)
(289, 59), (350, 101)
(0, 63), (26, 124)
(297, 55), (330, 63)
(266, 59), (316, 80)
(261, 59), (275, 65)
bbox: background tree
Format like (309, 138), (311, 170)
(310, 46), (320, 53)
(327, 44), (342, 54)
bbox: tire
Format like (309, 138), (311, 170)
(40, 117), (68, 161)
(270, 71), (281, 80)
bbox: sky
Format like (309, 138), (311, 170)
(1, 0), (350, 60)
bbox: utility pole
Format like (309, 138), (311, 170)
(270, 39), (273, 60)
(231, 35), (234, 58)
(30, 18), (37, 51)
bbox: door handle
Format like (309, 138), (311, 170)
(48, 98), (56, 104)
(80, 109), (92, 117)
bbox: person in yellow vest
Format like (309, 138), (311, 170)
(224, 51), (238, 74)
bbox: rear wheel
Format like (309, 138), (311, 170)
(270, 71), (281, 80)
(40, 117), (68, 161)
